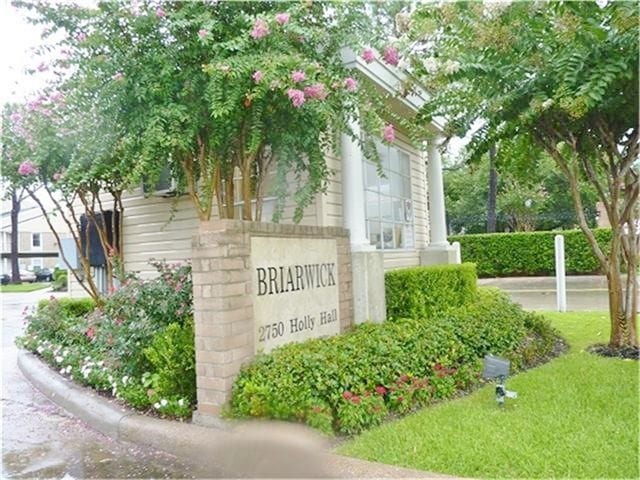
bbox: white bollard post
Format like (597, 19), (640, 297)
(452, 241), (461, 264)
(555, 234), (567, 312)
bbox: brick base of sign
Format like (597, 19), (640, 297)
(191, 220), (353, 423)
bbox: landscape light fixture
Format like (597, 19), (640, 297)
(482, 355), (518, 407)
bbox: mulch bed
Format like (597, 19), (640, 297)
(587, 343), (639, 360)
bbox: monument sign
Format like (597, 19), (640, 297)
(251, 237), (340, 353)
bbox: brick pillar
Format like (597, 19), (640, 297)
(191, 220), (353, 426)
(191, 220), (254, 427)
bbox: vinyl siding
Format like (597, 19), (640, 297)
(121, 134), (429, 277)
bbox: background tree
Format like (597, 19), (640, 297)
(405, 1), (638, 348)
(444, 149), (597, 234)
(1, 95), (128, 303)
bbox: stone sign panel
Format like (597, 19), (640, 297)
(251, 236), (340, 353)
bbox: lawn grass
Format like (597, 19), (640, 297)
(0, 283), (51, 293)
(338, 312), (639, 479)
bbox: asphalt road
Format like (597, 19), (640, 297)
(1, 289), (214, 479)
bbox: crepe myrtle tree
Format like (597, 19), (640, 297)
(400, 1), (638, 348)
(1, 99), (128, 304)
(17, 0), (398, 224)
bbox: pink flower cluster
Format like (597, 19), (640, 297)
(156, 7), (166, 18)
(50, 91), (65, 104)
(304, 83), (327, 100)
(287, 89), (305, 108)
(252, 70), (264, 83)
(383, 46), (399, 66)
(9, 112), (23, 124)
(361, 47), (376, 64)
(251, 18), (269, 39)
(342, 390), (361, 405)
(198, 29), (208, 39)
(112, 72), (125, 81)
(383, 124), (395, 143)
(275, 12), (290, 25)
(18, 161), (38, 176)
(344, 77), (357, 92)
(291, 70), (306, 83)
(27, 95), (46, 111)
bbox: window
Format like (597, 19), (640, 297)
(31, 258), (43, 270)
(364, 142), (414, 250)
(227, 166), (277, 222)
(31, 233), (42, 249)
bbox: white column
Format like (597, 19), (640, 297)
(341, 120), (374, 252)
(427, 135), (449, 247)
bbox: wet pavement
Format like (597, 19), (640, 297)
(1, 289), (219, 479)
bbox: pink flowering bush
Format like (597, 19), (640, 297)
(16, 260), (196, 419)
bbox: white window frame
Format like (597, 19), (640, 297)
(364, 142), (415, 251)
(31, 233), (42, 251)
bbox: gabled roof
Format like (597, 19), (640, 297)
(341, 47), (445, 134)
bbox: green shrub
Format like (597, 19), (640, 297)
(143, 319), (196, 413)
(385, 263), (477, 319)
(230, 288), (560, 435)
(449, 229), (611, 277)
(37, 297), (95, 318)
(52, 267), (66, 282)
(20, 297), (94, 348)
(52, 272), (68, 291)
(87, 260), (193, 377)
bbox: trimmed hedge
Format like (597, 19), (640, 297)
(385, 263), (477, 319)
(230, 288), (560, 435)
(449, 229), (611, 277)
(37, 297), (96, 318)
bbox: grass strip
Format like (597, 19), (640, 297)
(338, 312), (639, 479)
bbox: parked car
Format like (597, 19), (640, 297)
(35, 268), (53, 282)
(1, 274), (9, 285)
(19, 270), (36, 283)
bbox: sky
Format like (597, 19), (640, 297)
(0, 0), (50, 105)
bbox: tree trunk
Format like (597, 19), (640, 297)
(10, 190), (21, 283)
(487, 144), (498, 233)
(606, 268), (638, 348)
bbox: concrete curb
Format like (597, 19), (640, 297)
(18, 350), (448, 478)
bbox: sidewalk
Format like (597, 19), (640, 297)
(478, 275), (610, 311)
(18, 351), (451, 479)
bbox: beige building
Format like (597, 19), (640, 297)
(0, 198), (65, 276)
